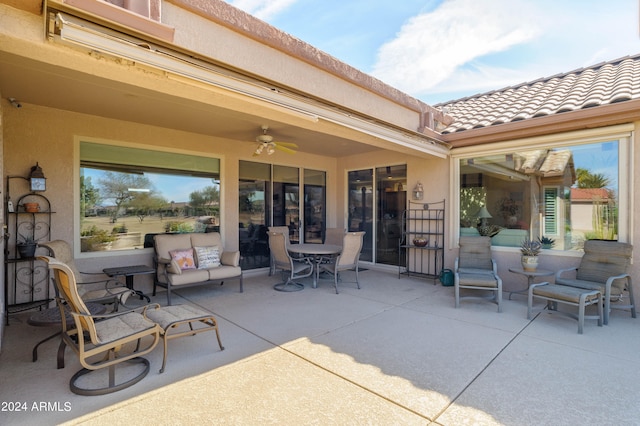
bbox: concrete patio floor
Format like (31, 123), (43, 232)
(1, 267), (639, 425)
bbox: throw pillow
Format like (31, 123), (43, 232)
(169, 248), (196, 270)
(194, 245), (221, 269)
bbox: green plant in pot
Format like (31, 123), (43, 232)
(520, 239), (541, 271)
(17, 234), (38, 258)
(538, 236), (555, 249)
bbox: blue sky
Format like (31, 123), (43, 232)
(225, 0), (640, 104)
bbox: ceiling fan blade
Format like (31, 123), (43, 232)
(275, 144), (297, 155)
(274, 142), (298, 149)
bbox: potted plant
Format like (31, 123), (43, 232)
(520, 239), (541, 271)
(17, 234), (38, 258)
(538, 236), (555, 249)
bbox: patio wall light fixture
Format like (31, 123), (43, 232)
(412, 182), (423, 200)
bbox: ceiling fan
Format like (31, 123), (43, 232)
(253, 125), (298, 156)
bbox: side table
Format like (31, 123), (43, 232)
(508, 267), (554, 300)
(103, 265), (155, 302)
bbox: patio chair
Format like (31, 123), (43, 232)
(268, 231), (313, 291)
(38, 256), (162, 396)
(39, 240), (132, 310)
(324, 227), (345, 246)
(319, 231), (365, 294)
(555, 240), (635, 325)
(454, 236), (503, 312)
(268, 226), (291, 275)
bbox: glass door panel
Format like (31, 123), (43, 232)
(238, 161), (271, 269)
(376, 165), (407, 265)
(303, 169), (326, 243)
(273, 165), (300, 243)
(348, 169), (373, 261)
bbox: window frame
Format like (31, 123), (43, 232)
(75, 138), (223, 258)
(449, 125), (633, 253)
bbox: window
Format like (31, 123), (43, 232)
(79, 142), (220, 253)
(455, 134), (630, 252)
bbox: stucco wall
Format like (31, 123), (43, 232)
(2, 102), (336, 275)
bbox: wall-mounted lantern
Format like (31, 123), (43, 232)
(29, 163), (46, 192)
(412, 182), (424, 200)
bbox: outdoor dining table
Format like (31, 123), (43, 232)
(287, 243), (342, 288)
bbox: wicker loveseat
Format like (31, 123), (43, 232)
(153, 233), (243, 305)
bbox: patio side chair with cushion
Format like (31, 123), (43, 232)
(38, 256), (162, 396)
(39, 240), (133, 310)
(454, 236), (503, 312)
(555, 240), (635, 325)
(319, 231), (365, 294)
(267, 226), (291, 276)
(268, 231), (313, 291)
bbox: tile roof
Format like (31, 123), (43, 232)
(570, 187), (612, 201)
(436, 54), (640, 134)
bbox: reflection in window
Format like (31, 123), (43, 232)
(79, 142), (220, 253)
(238, 161), (271, 270)
(459, 141), (619, 250)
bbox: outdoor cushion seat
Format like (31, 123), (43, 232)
(269, 231), (313, 291)
(153, 232), (243, 305)
(318, 231), (365, 293)
(454, 236), (503, 312)
(146, 304), (224, 374)
(456, 271), (500, 287)
(555, 240), (635, 325)
(38, 256), (162, 396)
(528, 282), (603, 334)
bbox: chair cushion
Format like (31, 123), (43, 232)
(155, 234), (192, 260)
(146, 304), (213, 329)
(194, 246), (221, 269)
(190, 233), (222, 249)
(555, 277), (624, 296)
(457, 272), (498, 288)
(577, 240), (632, 285)
(94, 312), (157, 344)
(168, 268), (210, 286)
(169, 249), (196, 270)
(532, 284), (600, 303)
(458, 236), (493, 270)
(208, 265), (242, 280)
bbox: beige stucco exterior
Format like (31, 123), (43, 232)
(1, 0), (639, 349)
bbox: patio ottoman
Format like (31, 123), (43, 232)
(146, 304), (224, 373)
(528, 282), (603, 334)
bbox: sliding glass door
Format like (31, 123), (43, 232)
(239, 161), (326, 269)
(303, 169), (326, 243)
(348, 165), (407, 265)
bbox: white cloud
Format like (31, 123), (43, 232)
(371, 0), (543, 96)
(227, 0), (298, 21)
(373, 0), (640, 103)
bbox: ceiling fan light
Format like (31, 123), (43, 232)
(267, 145), (276, 155)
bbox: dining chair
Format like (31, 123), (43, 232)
(39, 240), (132, 311)
(319, 231), (365, 294)
(268, 231), (313, 291)
(324, 228), (345, 246)
(454, 236), (502, 312)
(38, 256), (162, 395)
(267, 226), (291, 275)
